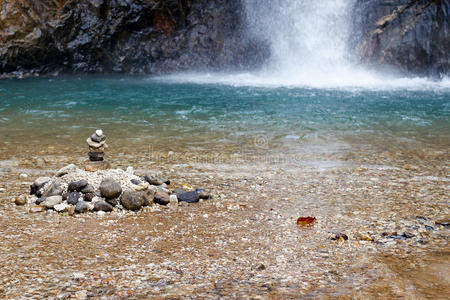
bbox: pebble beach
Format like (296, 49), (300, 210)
(0, 135), (448, 299)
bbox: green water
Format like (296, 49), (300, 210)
(0, 76), (449, 153)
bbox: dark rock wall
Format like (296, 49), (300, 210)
(352, 0), (450, 77)
(0, 0), (267, 77)
(0, 0), (448, 78)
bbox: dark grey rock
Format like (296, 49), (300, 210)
(67, 192), (80, 205)
(100, 177), (122, 199)
(352, 0), (450, 77)
(91, 133), (106, 143)
(0, 1), (268, 78)
(75, 201), (88, 213)
(144, 175), (163, 186)
(131, 179), (142, 185)
(30, 184), (38, 195)
(68, 180), (88, 192)
(120, 190), (145, 211)
(176, 191), (200, 203)
(81, 184), (95, 194)
(153, 191), (170, 205)
(88, 151), (104, 162)
(94, 201), (113, 212)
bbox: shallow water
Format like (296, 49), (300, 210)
(0, 75), (449, 155)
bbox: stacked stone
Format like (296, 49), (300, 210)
(86, 129), (107, 161)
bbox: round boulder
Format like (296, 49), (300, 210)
(120, 190), (145, 211)
(100, 177), (122, 199)
(154, 191), (170, 205)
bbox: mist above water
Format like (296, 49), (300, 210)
(161, 0), (449, 90)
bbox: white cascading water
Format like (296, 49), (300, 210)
(245, 0), (355, 81)
(160, 0), (449, 89)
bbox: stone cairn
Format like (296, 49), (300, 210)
(87, 129), (107, 161)
(16, 132), (213, 214)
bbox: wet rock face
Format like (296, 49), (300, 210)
(352, 0), (450, 77)
(0, 0), (268, 77)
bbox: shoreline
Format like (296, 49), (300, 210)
(0, 140), (448, 298)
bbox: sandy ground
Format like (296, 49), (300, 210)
(0, 140), (449, 299)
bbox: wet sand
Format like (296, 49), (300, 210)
(0, 138), (449, 299)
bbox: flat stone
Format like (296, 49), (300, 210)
(54, 203), (71, 212)
(41, 196), (63, 209)
(86, 137), (106, 148)
(93, 200), (113, 212)
(120, 190), (145, 211)
(144, 175), (164, 186)
(56, 164), (80, 177)
(67, 192), (80, 205)
(88, 151), (104, 161)
(68, 180), (88, 192)
(176, 191), (200, 203)
(34, 177), (51, 188)
(75, 201), (88, 213)
(100, 177), (122, 198)
(435, 219), (450, 227)
(44, 181), (64, 197)
(30, 205), (44, 213)
(154, 191), (170, 205)
(81, 184), (95, 194)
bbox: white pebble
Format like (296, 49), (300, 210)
(126, 166), (134, 175)
(19, 173), (28, 179)
(170, 195), (178, 204)
(95, 129), (103, 136)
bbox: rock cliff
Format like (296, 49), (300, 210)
(0, 0), (267, 77)
(353, 0), (449, 77)
(0, 0), (448, 78)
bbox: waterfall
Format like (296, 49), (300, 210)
(160, 0), (449, 89)
(244, 0), (355, 77)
